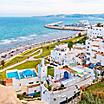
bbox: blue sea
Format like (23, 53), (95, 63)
(0, 14), (104, 53)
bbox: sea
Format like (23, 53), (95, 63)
(0, 14), (104, 53)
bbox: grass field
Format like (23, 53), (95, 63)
(85, 81), (104, 96)
(10, 60), (41, 71)
(79, 81), (104, 104)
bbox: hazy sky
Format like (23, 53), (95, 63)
(0, 0), (104, 16)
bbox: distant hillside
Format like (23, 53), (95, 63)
(41, 14), (104, 19)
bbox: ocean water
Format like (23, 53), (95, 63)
(0, 14), (104, 53)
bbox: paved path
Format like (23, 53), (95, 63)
(0, 59), (28, 72)
(32, 49), (43, 57)
(25, 49), (42, 57)
(0, 49), (43, 73)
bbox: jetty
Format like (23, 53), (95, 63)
(44, 21), (87, 31)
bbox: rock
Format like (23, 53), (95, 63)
(0, 84), (22, 104)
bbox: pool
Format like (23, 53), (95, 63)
(7, 71), (19, 79)
(19, 69), (37, 78)
(6, 69), (37, 79)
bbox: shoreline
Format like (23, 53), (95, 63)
(0, 33), (78, 62)
(0, 30), (78, 53)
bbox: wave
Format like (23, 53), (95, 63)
(87, 16), (104, 20)
(0, 34), (38, 45)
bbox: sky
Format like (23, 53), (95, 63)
(0, 0), (104, 16)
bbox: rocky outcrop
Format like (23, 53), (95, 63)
(0, 84), (48, 104)
(0, 84), (22, 104)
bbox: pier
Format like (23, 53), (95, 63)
(44, 22), (87, 31)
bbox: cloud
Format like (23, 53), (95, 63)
(0, 0), (104, 16)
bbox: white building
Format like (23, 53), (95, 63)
(86, 38), (104, 65)
(72, 44), (86, 54)
(40, 62), (94, 104)
(41, 70), (93, 104)
(5, 69), (40, 96)
(51, 43), (87, 66)
(87, 26), (104, 38)
(51, 44), (69, 65)
(38, 58), (47, 82)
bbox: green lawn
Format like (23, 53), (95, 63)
(21, 47), (39, 56)
(47, 66), (54, 77)
(29, 49), (41, 57)
(10, 60), (41, 71)
(34, 46), (52, 58)
(85, 81), (104, 94)
(5, 56), (28, 67)
(0, 71), (6, 80)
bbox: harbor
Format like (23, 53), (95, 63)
(44, 21), (89, 31)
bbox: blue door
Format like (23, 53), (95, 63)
(64, 71), (69, 79)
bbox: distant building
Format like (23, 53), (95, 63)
(87, 26), (104, 38)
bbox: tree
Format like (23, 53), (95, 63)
(68, 41), (73, 49)
(47, 46), (50, 50)
(78, 32), (82, 37)
(96, 23), (103, 27)
(1, 60), (5, 67)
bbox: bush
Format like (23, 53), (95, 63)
(79, 92), (104, 104)
(33, 92), (40, 98)
(17, 94), (24, 100)
(68, 41), (73, 49)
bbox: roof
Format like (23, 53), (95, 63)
(27, 84), (40, 88)
(60, 67), (77, 74)
(70, 66), (84, 74)
(96, 51), (104, 56)
(4, 78), (12, 84)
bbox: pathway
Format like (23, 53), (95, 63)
(0, 49), (43, 72)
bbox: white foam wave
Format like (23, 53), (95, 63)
(0, 34), (38, 45)
(0, 39), (12, 45)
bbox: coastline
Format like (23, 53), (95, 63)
(0, 32), (78, 61)
(0, 30), (78, 53)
